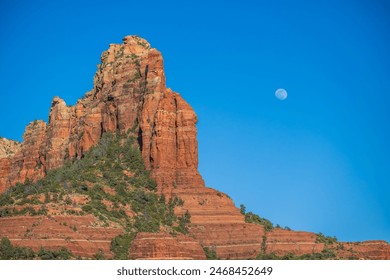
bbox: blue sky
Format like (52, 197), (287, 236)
(1, 0), (389, 242)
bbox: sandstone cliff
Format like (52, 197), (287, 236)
(0, 36), (389, 260)
(0, 36), (202, 193)
(0, 138), (21, 159)
(0, 138), (21, 193)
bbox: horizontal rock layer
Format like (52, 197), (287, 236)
(0, 215), (123, 258)
(0, 35), (389, 260)
(129, 232), (206, 260)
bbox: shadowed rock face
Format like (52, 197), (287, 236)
(0, 36), (389, 260)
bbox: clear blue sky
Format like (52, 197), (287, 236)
(1, 0), (389, 242)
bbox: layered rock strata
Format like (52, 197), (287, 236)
(0, 36), (389, 260)
(0, 215), (123, 258)
(129, 232), (206, 260)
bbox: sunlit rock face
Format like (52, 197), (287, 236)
(0, 35), (203, 194)
(1, 36), (389, 260)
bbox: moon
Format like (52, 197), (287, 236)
(275, 88), (288, 100)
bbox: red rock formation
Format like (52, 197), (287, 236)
(0, 138), (21, 159)
(265, 228), (324, 255)
(45, 97), (72, 170)
(0, 121), (46, 190)
(263, 230), (390, 260)
(0, 35), (202, 194)
(129, 232), (205, 260)
(0, 35), (389, 260)
(340, 241), (390, 260)
(0, 138), (21, 193)
(0, 215), (123, 258)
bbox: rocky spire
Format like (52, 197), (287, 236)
(0, 35), (202, 193)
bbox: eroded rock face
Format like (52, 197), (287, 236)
(129, 232), (206, 260)
(265, 228), (324, 256)
(0, 121), (46, 192)
(0, 138), (21, 193)
(0, 35), (389, 260)
(264, 230), (390, 260)
(0, 216), (123, 258)
(0, 35), (202, 194)
(0, 138), (21, 159)
(342, 241), (390, 260)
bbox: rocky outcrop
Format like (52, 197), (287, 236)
(339, 241), (390, 260)
(129, 232), (206, 260)
(265, 228), (324, 255)
(0, 138), (21, 193)
(0, 35), (389, 260)
(264, 229), (390, 260)
(0, 35), (202, 194)
(0, 138), (21, 159)
(0, 121), (46, 192)
(0, 215), (123, 258)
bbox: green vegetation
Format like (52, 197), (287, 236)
(256, 252), (283, 260)
(240, 204), (274, 231)
(93, 249), (106, 260)
(316, 232), (338, 245)
(0, 194), (14, 207)
(0, 132), (190, 259)
(203, 246), (219, 260)
(256, 248), (336, 260)
(261, 235), (267, 254)
(0, 237), (35, 260)
(242, 208), (292, 231)
(0, 237), (72, 260)
(174, 210), (191, 234)
(239, 204), (246, 215)
(245, 212), (274, 232)
(110, 233), (135, 260)
(37, 247), (73, 260)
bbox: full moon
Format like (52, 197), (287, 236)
(275, 88), (288, 100)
